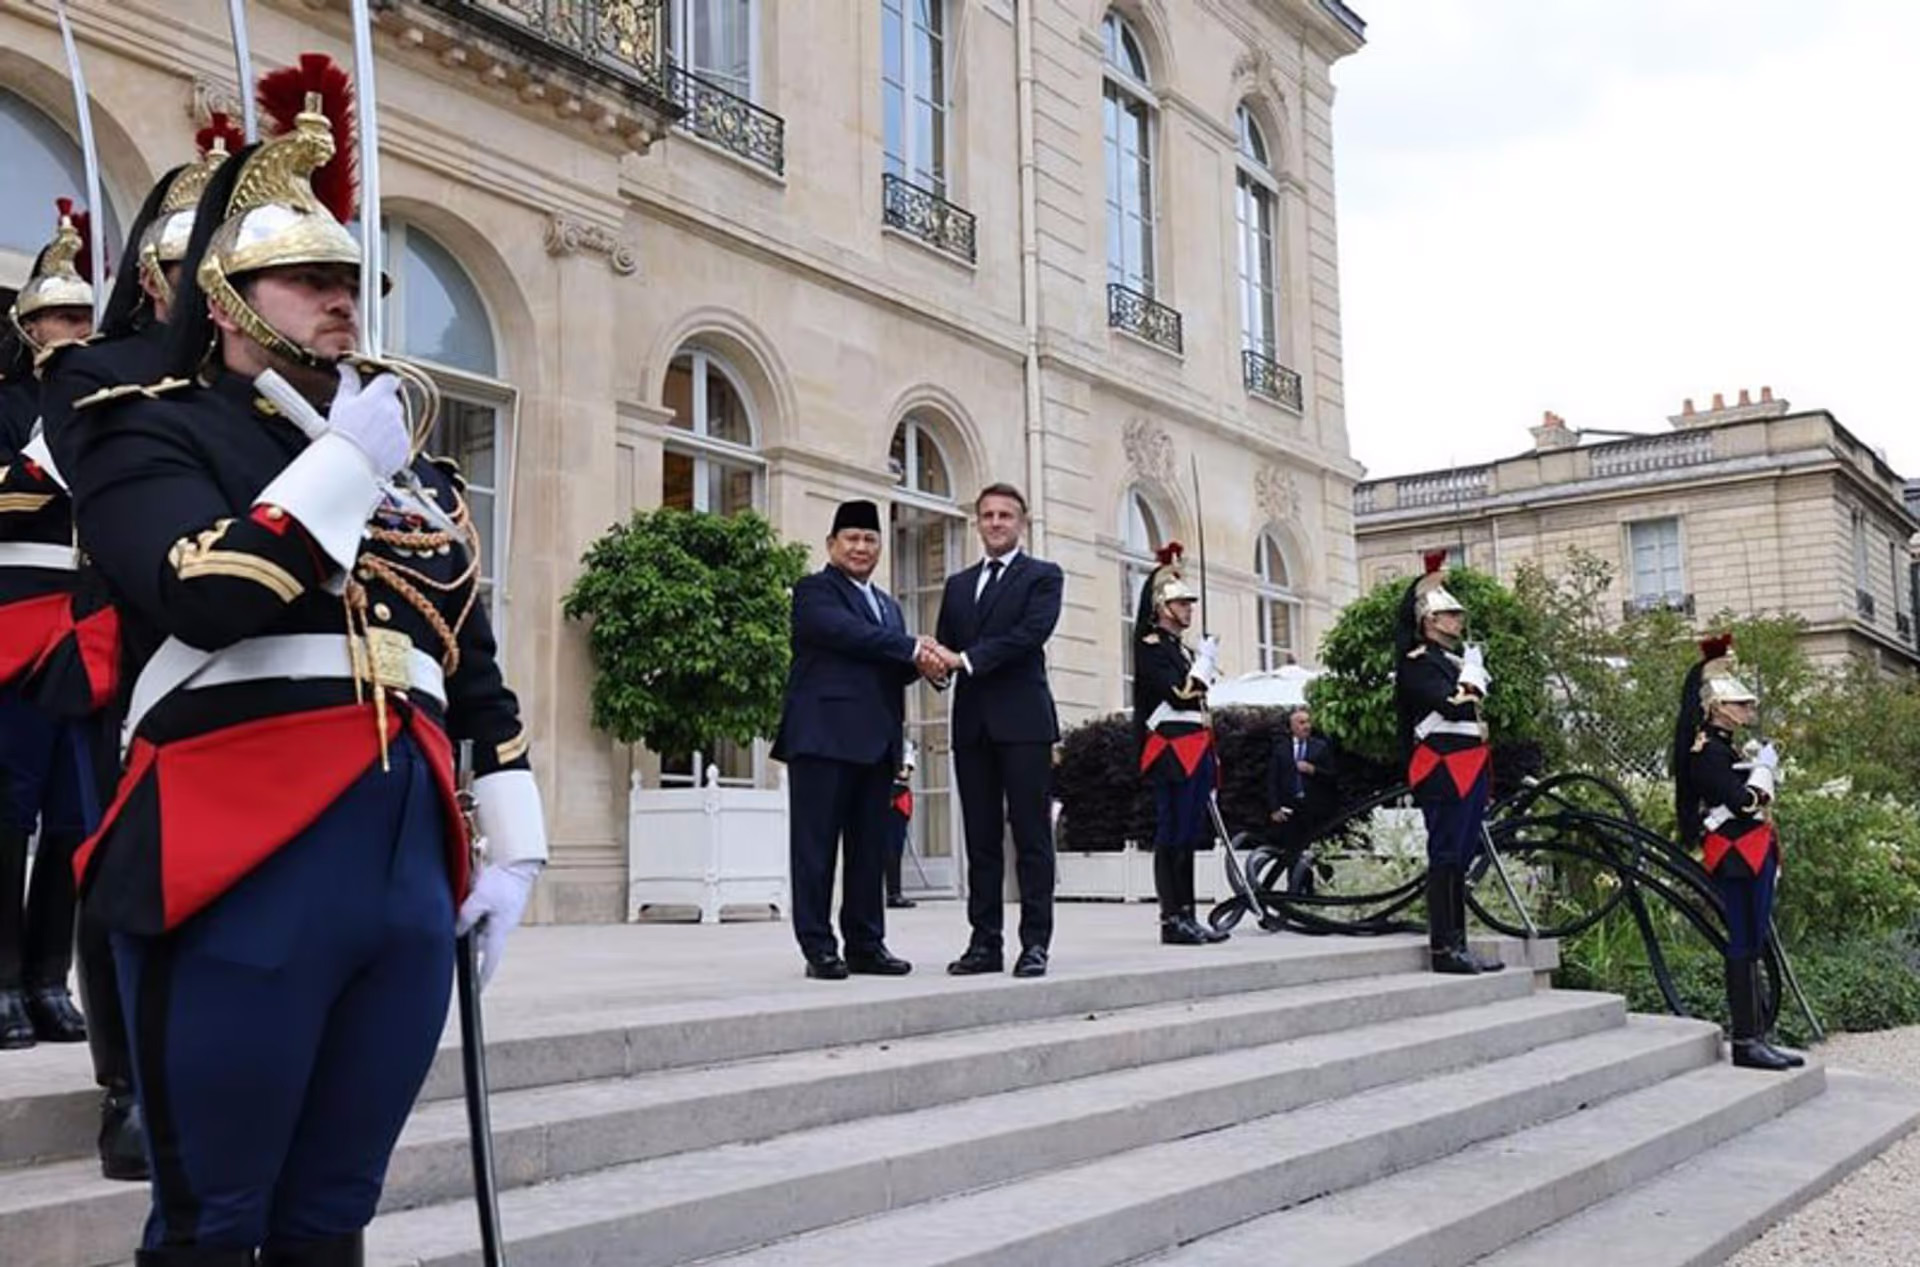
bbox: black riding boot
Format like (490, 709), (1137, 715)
(1451, 866), (1503, 973)
(1179, 850), (1228, 943)
(1157, 849), (1203, 944)
(1428, 865), (1479, 974)
(1743, 958), (1804, 1068)
(258, 1231), (365, 1266)
(0, 820), (33, 1049)
(134, 1248), (259, 1265)
(1726, 957), (1794, 1071)
(78, 901), (147, 1177)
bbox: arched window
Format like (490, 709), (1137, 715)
(382, 220), (513, 635)
(0, 88), (120, 284)
(882, 0), (950, 198)
(1235, 104), (1279, 362)
(1102, 12), (1157, 297)
(890, 411), (967, 894)
(1120, 486), (1166, 703)
(1256, 531), (1301, 669)
(666, 0), (756, 101)
(662, 346), (762, 516)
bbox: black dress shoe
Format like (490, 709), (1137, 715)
(1755, 1041), (1806, 1069)
(1731, 1038), (1797, 1071)
(1012, 945), (1049, 978)
(804, 953), (850, 980)
(1430, 947), (1485, 976)
(886, 894), (918, 909)
(1161, 917), (1208, 946)
(847, 946), (913, 976)
(0, 989), (35, 1050)
(26, 985), (88, 1043)
(259, 1229), (365, 1265)
(946, 946), (1004, 975)
(99, 1087), (150, 1181)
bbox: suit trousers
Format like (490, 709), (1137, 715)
(954, 741), (1055, 951)
(115, 735), (453, 1251)
(0, 686), (99, 989)
(786, 755), (890, 959)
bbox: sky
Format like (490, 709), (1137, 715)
(1330, 0), (1920, 482)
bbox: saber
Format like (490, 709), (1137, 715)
(225, 0), (259, 140)
(51, 0), (106, 325)
(455, 741), (508, 1266)
(1478, 821), (1539, 941)
(348, 0), (386, 356)
(1189, 453), (1210, 638)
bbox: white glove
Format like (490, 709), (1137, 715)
(1190, 635), (1221, 687)
(1751, 741), (1780, 771)
(455, 859), (543, 990)
(1745, 763), (1777, 802)
(327, 364), (410, 479)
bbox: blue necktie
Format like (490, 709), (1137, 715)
(864, 587), (883, 624)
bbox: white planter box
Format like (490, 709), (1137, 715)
(627, 767), (789, 923)
(1056, 844), (1225, 903)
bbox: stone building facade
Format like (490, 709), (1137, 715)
(1354, 389), (1920, 673)
(1, 0), (1366, 919)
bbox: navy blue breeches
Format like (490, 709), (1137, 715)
(1419, 772), (1489, 869)
(1715, 854), (1777, 962)
(1153, 750), (1218, 852)
(0, 684), (101, 834)
(115, 734), (454, 1251)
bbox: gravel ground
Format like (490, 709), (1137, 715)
(1726, 1026), (1920, 1266)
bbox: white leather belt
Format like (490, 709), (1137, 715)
(1414, 713), (1486, 741)
(123, 633), (446, 753)
(1145, 702), (1206, 730)
(1703, 806), (1734, 832)
(0, 542), (76, 571)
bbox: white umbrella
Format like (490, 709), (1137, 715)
(1205, 665), (1320, 709)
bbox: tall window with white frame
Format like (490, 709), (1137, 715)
(1255, 532), (1300, 670)
(1626, 517), (1684, 615)
(666, 0), (754, 99)
(660, 346), (765, 784)
(1120, 488), (1165, 706)
(1102, 12), (1156, 298)
(890, 414), (966, 893)
(1852, 508), (1874, 620)
(882, 0), (948, 198)
(380, 220), (513, 638)
(1235, 105), (1279, 364)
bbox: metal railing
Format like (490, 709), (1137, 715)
(1622, 591), (1694, 620)
(1899, 611), (1914, 641)
(1242, 348), (1303, 410)
(1858, 589), (1878, 621)
(666, 62), (785, 174)
(881, 173), (976, 263)
(431, 0), (672, 102)
(1107, 282), (1183, 354)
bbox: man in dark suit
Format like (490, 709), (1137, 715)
(929, 484), (1063, 979)
(773, 499), (930, 979)
(1267, 706), (1338, 850)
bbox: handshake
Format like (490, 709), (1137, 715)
(915, 636), (962, 686)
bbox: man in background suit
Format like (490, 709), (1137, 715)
(773, 500), (933, 979)
(929, 484), (1063, 979)
(1268, 706), (1338, 851)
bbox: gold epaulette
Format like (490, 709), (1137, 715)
(1691, 731), (1708, 754)
(31, 334), (96, 374)
(71, 377), (192, 411)
(1142, 632), (1161, 645)
(1406, 645), (1427, 659)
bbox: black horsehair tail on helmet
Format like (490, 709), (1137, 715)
(1671, 632), (1732, 847)
(98, 165), (187, 340)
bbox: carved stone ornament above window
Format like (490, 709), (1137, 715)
(188, 76), (245, 127)
(1257, 463), (1302, 525)
(544, 214), (639, 276)
(1123, 417), (1177, 489)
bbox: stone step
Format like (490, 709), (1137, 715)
(1136, 1061), (1828, 1265)
(364, 1002), (1697, 1267)
(1469, 1068), (1920, 1267)
(0, 967), (1536, 1267)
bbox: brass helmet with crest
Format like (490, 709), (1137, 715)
(140, 113), (246, 308)
(1696, 633), (1758, 711)
(1134, 542), (1198, 639)
(9, 198), (96, 345)
(195, 54), (362, 371)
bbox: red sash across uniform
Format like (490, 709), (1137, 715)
(74, 702), (471, 933)
(1408, 742), (1488, 797)
(1703, 823), (1775, 875)
(1140, 730), (1213, 777)
(0, 591), (70, 687)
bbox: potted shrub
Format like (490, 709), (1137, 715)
(564, 508), (808, 922)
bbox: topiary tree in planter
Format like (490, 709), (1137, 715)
(563, 508), (809, 759)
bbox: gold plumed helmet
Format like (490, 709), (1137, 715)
(196, 55), (362, 370)
(139, 113), (246, 307)
(1697, 633), (1758, 710)
(1413, 550), (1465, 621)
(1135, 543), (1197, 636)
(10, 198), (96, 332)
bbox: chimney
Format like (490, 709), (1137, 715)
(1670, 385), (1792, 429)
(1531, 408), (1577, 452)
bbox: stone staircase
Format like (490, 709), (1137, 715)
(1, 913), (1912, 1267)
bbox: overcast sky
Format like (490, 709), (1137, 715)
(1330, 0), (1920, 482)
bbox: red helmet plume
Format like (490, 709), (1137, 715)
(256, 53), (357, 223)
(196, 111), (246, 158)
(1422, 549), (1448, 575)
(1698, 632), (1733, 661)
(1155, 542), (1184, 566)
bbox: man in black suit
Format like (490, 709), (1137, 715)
(773, 500), (931, 980)
(1267, 706), (1338, 849)
(929, 484), (1063, 979)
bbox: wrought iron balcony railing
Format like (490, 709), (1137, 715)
(881, 173), (977, 263)
(1107, 282), (1182, 354)
(1858, 588), (1878, 621)
(1898, 611), (1914, 642)
(666, 63), (785, 174)
(427, 0), (672, 105)
(1242, 348), (1303, 411)
(1623, 591), (1695, 620)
